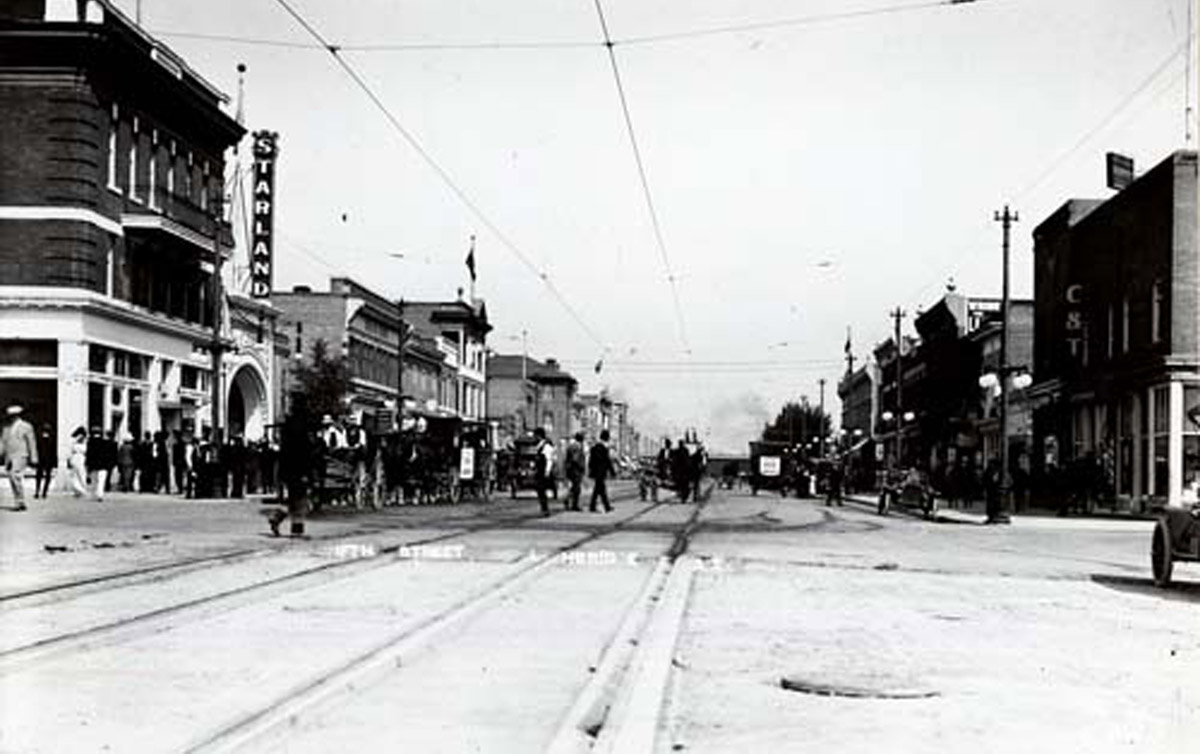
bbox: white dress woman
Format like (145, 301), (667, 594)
(68, 430), (88, 497)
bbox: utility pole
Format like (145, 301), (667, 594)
(818, 378), (826, 458)
(844, 326), (855, 376)
(210, 188), (224, 442)
(991, 205), (1018, 524)
(395, 297), (406, 426)
(890, 307), (906, 469)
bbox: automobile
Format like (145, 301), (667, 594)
(1151, 502), (1200, 587)
(877, 467), (939, 520)
(497, 436), (558, 499)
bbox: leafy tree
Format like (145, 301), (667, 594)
(291, 339), (349, 421)
(761, 400), (831, 450)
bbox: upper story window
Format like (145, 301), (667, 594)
(1106, 305), (1114, 360)
(148, 129), (159, 210)
(1151, 280), (1163, 344)
(127, 117), (138, 200)
(106, 103), (120, 192)
(1121, 296), (1130, 354)
(167, 140), (176, 196)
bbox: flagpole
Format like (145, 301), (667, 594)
(468, 234), (476, 301)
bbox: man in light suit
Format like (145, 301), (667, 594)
(2, 404), (39, 511)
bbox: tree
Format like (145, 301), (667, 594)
(761, 400), (831, 451)
(292, 339), (349, 421)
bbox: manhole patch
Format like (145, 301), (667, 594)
(780, 674), (939, 700)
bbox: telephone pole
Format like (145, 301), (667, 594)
(991, 205), (1018, 524)
(890, 307), (906, 468)
(818, 378), (827, 458)
(210, 189), (224, 442)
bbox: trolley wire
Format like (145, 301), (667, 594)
(154, 1), (991, 54)
(592, 0), (691, 355)
(269, 0), (608, 351)
(614, 0), (970, 48)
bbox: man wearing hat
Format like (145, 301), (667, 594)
(1, 404), (38, 511)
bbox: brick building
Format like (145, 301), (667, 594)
(0, 1), (250, 461)
(272, 278), (454, 428)
(486, 354), (577, 446)
(1029, 150), (1199, 509)
(403, 296), (491, 422)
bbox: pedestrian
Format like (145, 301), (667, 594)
(825, 457), (845, 507)
(671, 438), (692, 503)
(34, 423), (57, 498)
(154, 431), (170, 494)
(268, 404), (314, 537)
(67, 426), (88, 497)
(564, 432), (586, 511)
(102, 430), (119, 495)
(228, 434), (246, 499)
(983, 458), (1002, 522)
(533, 427), (554, 516)
(2, 404), (38, 511)
(588, 429), (615, 513)
(172, 430), (189, 495)
(135, 432), (154, 493)
(117, 434), (136, 492)
(690, 442), (708, 501)
(87, 428), (107, 501)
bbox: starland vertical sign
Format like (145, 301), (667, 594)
(250, 131), (278, 298)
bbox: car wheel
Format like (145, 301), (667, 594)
(1152, 519), (1174, 588)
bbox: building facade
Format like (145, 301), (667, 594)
(404, 296), (490, 422)
(486, 354), (578, 446)
(1030, 150), (1199, 509)
(271, 278), (458, 428)
(0, 1), (253, 463)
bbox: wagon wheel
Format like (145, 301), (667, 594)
(1151, 518), (1174, 588)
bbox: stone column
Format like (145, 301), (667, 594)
(1169, 380), (1183, 507)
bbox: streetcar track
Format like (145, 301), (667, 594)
(0, 492), (645, 674)
(0, 489), (641, 608)
(185, 497), (707, 753)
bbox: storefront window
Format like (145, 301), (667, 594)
(0, 340), (57, 367)
(1154, 436), (1169, 497)
(88, 382), (105, 430)
(1182, 386), (1200, 500)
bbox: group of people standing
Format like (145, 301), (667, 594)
(1, 401), (280, 509)
(656, 438), (708, 503)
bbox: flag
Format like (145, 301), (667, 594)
(844, 326), (851, 355)
(465, 235), (476, 282)
(594, 359), (603, 374)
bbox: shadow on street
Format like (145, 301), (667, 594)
(1090, 573), (1200, 604)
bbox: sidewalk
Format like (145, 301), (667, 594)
(842, 493), (1157, 532)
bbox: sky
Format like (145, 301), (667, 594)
(113, 0), (1195, 453)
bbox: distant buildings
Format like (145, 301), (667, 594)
(273, 278), (489, 428)
(486, 355), (577, 446)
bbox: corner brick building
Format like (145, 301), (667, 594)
(0, 0), (248, 462)
(1030, 150), (1199, 509)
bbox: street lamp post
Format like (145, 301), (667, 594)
(992, 205), (1019, 524)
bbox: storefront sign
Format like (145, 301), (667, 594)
(459, 446), (475, 480)
(1064, 284), (1085, 360)
(759, 456), (781, 477)
(250, 131), (278, 299)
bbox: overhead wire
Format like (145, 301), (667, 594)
(155, 1), (986, 53)
(614, 0), (968, 47)
(877, 31), (1192, 346)
(591, 0), (691, 355)
(269, 0), (608, 351)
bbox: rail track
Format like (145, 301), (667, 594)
(0, 489), (645, 674)
(185, 494), (710, 753)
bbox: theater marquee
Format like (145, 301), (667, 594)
(250, 131), (278, 299)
